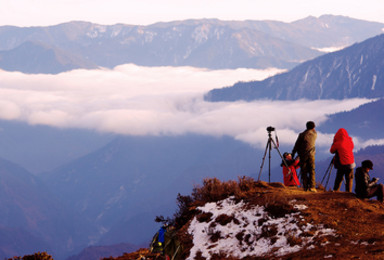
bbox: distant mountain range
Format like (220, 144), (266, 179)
(0, 15), (383, 73)
(206, 33), (384, 101)
(0, 41), (97, 74)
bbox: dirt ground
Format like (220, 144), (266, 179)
(278, 186), (384, 259)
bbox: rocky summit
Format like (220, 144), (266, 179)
(105, 177), (384, 259)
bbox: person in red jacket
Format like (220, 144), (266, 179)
(281, 152), (300, 186)
(330, 128), (356, 192)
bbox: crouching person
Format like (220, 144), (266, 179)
(281, 152), (300, 186)
(355, 160), (384, 202)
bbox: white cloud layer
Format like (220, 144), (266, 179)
(0, 65), (374, 151)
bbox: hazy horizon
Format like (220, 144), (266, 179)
(1, 0), (384, 27)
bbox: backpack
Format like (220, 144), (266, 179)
(150, 225), (182, 260)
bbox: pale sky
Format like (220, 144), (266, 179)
(0, 0), (384, 27)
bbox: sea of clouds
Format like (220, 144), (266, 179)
(0, 64), (379, 152)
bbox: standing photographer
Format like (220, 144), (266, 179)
(292, 121), (317, 192)
(330, 128), (355, 192)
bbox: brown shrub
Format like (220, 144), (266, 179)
(265, 203), (294, 219)
(259, 224), (279, 240)
(263, 194), (296, 218)
(209, 221), (217, 229)
(236, 230), (245, 244)
(195, 251), (206, 260)
(211, 252), (239, 260)
(258, 218), (267, 226)
(216, 214), (234, 226)
(8, 252), (53, 260)
(191, 176), (262, 205)
(192, 178), (240, 203)
(209, 230), (222, 243)
(287, 234), (303, 246)
(244, 233), (252, 245)
(173, 193), (196, 229)
(196, 212), (213, 223)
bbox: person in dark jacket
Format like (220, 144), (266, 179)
(355, 160), (384, 202)
(330, 128), (355, 192)
(292, 121), (317, 192)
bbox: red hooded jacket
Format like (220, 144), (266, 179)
(330, 128), (355, 166)
(282, 159), (300, 186)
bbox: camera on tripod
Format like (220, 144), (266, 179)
(258, 125), (293, 183)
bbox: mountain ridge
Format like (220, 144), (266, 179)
(206, 33), (384, 101)
(0, 41), (98, 74)
(1, 15), (383, 74)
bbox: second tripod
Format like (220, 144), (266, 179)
(321, 157), (335, 189)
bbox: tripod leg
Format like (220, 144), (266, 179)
(270, 138), (285, 160)
(258, 140), (270, 181)
(268, 141), (272, 183)
(324, 163), (334, 190)
(321, 160), (333, 184)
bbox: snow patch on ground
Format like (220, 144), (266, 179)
(187, 197), (335, 259)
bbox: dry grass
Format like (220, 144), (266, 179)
(192, 176), (266, 204)
(8, 252), (53, 260)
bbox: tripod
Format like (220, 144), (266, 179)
(258, 126), (293, 183)
(321, 156), (346, 190)
(321, 157), (334, 189)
